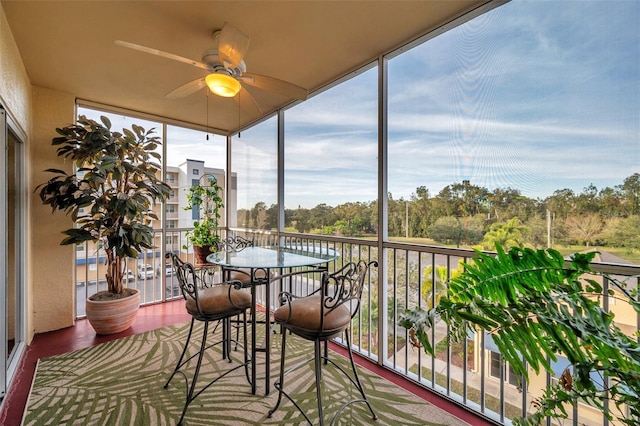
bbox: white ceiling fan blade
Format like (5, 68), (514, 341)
(218, 23), (250, 69)
(240, 73), (308, 100)
(115, 40), (210, 71)
(236, 86), (263, 115)
(165, 77), (207, 99)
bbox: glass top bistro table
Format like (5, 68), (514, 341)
(206, 245), (339, 395)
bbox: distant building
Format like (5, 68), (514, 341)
(166, 158), (237, 251)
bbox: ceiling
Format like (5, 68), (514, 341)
(2, 0), (487, 135)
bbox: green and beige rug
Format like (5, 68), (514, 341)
(23, 321), (468, 425)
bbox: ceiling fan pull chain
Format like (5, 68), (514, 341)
(206, 90), (210, 141)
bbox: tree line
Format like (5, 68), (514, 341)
(237, 173), (640, 252)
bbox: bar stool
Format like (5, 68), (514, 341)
(268, 260), (378, 425)
(164, 253), (252, 425)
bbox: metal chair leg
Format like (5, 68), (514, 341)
(268, 330), (315, 424)
(164, 318), (195, 388)
(225, 317), (234, 363)
(234, 312), (241, 351)
(268, 328), (287, 417)
(314, 339), (325, 426)
(178, 321), (210, 425)
(269, 335), (329, 425)
(343, 330), (377, 421)
(221, 318), (228, 361)
(242, 311), (251, 384)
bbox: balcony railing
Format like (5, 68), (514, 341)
(74, 228), (640, 425)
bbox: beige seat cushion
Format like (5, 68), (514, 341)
(186, 285), (251, 316)
(274, 294), (351, 335)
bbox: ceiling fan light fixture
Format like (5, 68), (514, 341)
(205, 73), (240, 97)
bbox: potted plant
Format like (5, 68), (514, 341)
(183, 173), (224, 264)
(36, 115), (171, 334)
(401, 245), (640, 425)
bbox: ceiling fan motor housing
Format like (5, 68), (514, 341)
(201, 48), (246, 77)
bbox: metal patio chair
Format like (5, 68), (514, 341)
(268, 260), (379, 425)
(164, 253), (252, 425)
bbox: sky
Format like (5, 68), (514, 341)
(283, 0), (639, 207)
(80, 0), (640, 210)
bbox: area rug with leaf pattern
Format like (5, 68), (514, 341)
(22, 321), (468, 425)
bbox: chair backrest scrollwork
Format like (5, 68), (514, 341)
(167, 252), (203, 311)
(322, 260), (378, 322)
(218, 235), (254, 252)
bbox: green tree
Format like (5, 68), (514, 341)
(428, 215), (485, 247)
(333, 201), (375, 236)
(433, 181), (489, 218)
(309, 203), (337, 230)
(265, 203), (278, 230)
(481, 217), (528, 250)
(454, 181), (489, 217)
(410, 186), (435, 238)
(293, 207), (311, 233)
(619, 173), (640, 216)
(428, 216), (464, 246)
(251, 201), (268, 229)
(357, 201), (377, 235)
(598, 186), (623, 219)
(236, 208), (248, 228)
(388, 195), (407, 238)
(575, 183), (600, 215)
(284, 208), (296, 229)
(238, 202), (269, 229)
(487, 187), (533, 220)
(523, 215), (548, 249)
(420, 262), (464, 309)
(332, 218), (350, 235)
(603, 215), (640, 251)
(430, 189), (456, 218)
(334, 202), (361, 226)
(545, 188), (576, 220)
(461, 215), (486, 245)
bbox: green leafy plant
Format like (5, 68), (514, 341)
(36, 115), (171, 297)
(401, 245), (640, 425)
(183, 174), (224, 248)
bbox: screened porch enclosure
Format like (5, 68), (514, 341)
(55, 0), (640, 425)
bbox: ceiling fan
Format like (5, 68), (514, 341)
(115, 23), (307, 108)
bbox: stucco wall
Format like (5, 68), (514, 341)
(0, 3), (30, 131)
(1, 2), (77, 341)
(31, 87), (76, 334)
(1, 2), (33, 342)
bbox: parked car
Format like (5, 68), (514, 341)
(137, 263), (155, 279)
(126, 270), (135, 281)
(157, 263), (173, 277)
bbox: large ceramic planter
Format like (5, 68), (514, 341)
(86, 288), (141, 335)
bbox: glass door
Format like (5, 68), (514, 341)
(0, 106), (26, 402)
